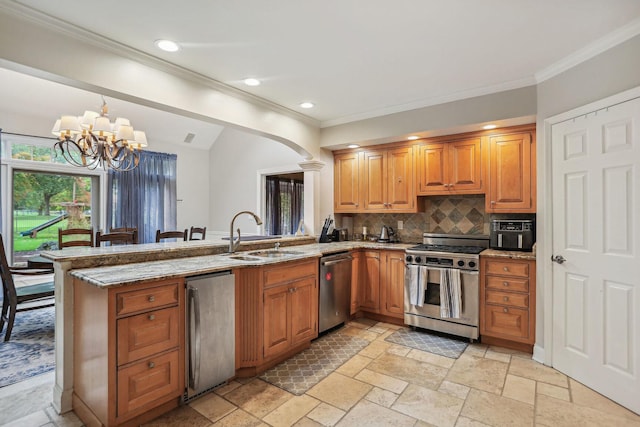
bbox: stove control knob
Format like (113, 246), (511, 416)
(405, 255), (413, 263)
(457, 260), (465, 267)
(468, 261), (476, 268)
(414, 256), (422, 264)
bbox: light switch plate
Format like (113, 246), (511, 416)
(397, 220), (403, 230)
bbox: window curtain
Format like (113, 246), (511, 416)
(107, 151), (177, 243)
(265, 176), (303, 235)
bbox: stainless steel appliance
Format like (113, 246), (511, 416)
(490, 219), (535, 251)
(185, 271), (235, 401)
(319, 252), (352, 333)
(404, 233), (489, 340)
(378, 225), (390, 243)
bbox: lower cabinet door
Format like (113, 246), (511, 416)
(290, 277), (318, 346)
(484, 305), (529, 340)
(117, 306), (179, 365)
(117, 350), (180, 417)
(263, 285), (290, 359)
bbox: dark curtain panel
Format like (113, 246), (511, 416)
(0, 129), (3, 232)
(265, 176), (281, 235)
(265, 176), (303, 235)
(107, 151), (177, 243)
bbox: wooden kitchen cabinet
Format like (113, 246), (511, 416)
(379, 250), (405, 319)
(350, 250), (362, 314)
(236, 258), (318, 376)
(480, 257), (536, 352)
(486, 129), (536, 212)
(73, 278), (185, 427)
(417, 137), (483, 195)
(359, 249), (405, 320)
(334, 151), (362, 213)
(333, 146), (417, 213)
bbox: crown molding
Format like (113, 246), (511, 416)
(0, 0), (320, 128)
(320, 76), (536, 128)
(535, 16), (640, 83)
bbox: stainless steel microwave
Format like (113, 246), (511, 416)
(490, 219), (535, 251)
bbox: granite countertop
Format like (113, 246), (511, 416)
(69, 240), (412, 288)
(480, 248), (536, 260)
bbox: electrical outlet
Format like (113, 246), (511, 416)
(397, 220), (403, 230)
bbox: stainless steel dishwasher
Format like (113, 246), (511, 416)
(319, 252), (352, 333)
(185, 271), (235, 401)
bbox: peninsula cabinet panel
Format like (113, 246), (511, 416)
(334, 151), (362, 213)
(417, 137), (483, 195)
(73, 277), (185, 427)
(486, 131), (536, 212)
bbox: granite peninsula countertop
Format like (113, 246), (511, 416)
(480, 248), (536, 260)
(68, 240), (412, 288)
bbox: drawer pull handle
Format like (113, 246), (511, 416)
(148, 314), (155, 321)
(148, 361), (155, 369)
(503, 308), (508, 313)
(503, 296), (509, 302)
(503, 282), (509, 286)
(148, 295), (155, 302)
(503, 267), (509, 272)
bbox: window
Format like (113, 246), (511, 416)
(265, 173), (303, 235)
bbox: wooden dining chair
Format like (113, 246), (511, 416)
(189, 226), (207, 241)
(155, 229), (188, 243)
(95, 231), (137, 247)
(58, 227), (94, 248)
(0, 234), (55, 342)
(110, 227), (138, 244)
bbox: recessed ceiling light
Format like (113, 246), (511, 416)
(483, 124), (497, 130)
(347, 144), (360, 149)
(155, 39), (180, 52)
(300, 102), (314, 109)
(407, 136), (419, 140)
(244, 78), (261, 86)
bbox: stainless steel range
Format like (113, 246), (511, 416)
(404, 233), (489, 340)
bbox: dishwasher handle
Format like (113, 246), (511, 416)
(188, 286), (201, 391)
(321, 256), (352, 267)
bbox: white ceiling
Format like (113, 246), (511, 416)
(2, 0), (640, 142)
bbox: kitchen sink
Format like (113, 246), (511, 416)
(247, 249), (304, 258)
(227, 254), (263, 262)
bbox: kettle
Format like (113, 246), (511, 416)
(378, 225), (390, 243)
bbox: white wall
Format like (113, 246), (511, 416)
(208, 127), (307, 234)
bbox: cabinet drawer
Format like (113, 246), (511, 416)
(484, 305), (529, 340)
(485, 275), (529, 292)
(116, 282), (180, 316)
(117, 350), (180, 417)
(484, 260), (529, 278)
(485, 290), (528, 309)
(117, 307), (180, 365)
(264, 259), (317, 287)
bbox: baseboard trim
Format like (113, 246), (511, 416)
(532, 343), (546, 365)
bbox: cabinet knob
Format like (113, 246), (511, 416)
(503, 267), (509, 272)
(503, 281), (509, 286)
(148, 314), (155, 321)
(148, 361), (155, 369)
(148, 295), (155, 302)
(491, 201), (496, 206)
(503, 296), (509, 302)
(503, 308), (508, 313)
(355, 203), (359, 207)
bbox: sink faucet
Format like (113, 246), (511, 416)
(229, 210), (263, 253)
(274, 242), (280, 251)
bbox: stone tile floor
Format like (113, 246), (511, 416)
(2, 319), (639, 426)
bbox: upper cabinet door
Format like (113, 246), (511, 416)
(334, 152), (362, 213)
(363, 150), (387, 210)
(448, 137), (483, 193)
(416, 137), (482, 195)
(486, 131), (536, 212)
(417, 143), (448, 194)
(386, 146), (415, 211)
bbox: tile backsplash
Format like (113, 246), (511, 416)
(335, 195), (490, 244)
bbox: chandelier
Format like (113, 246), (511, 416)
(52, 97), (148, 171)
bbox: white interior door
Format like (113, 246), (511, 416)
(551, 96), (640, 413)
